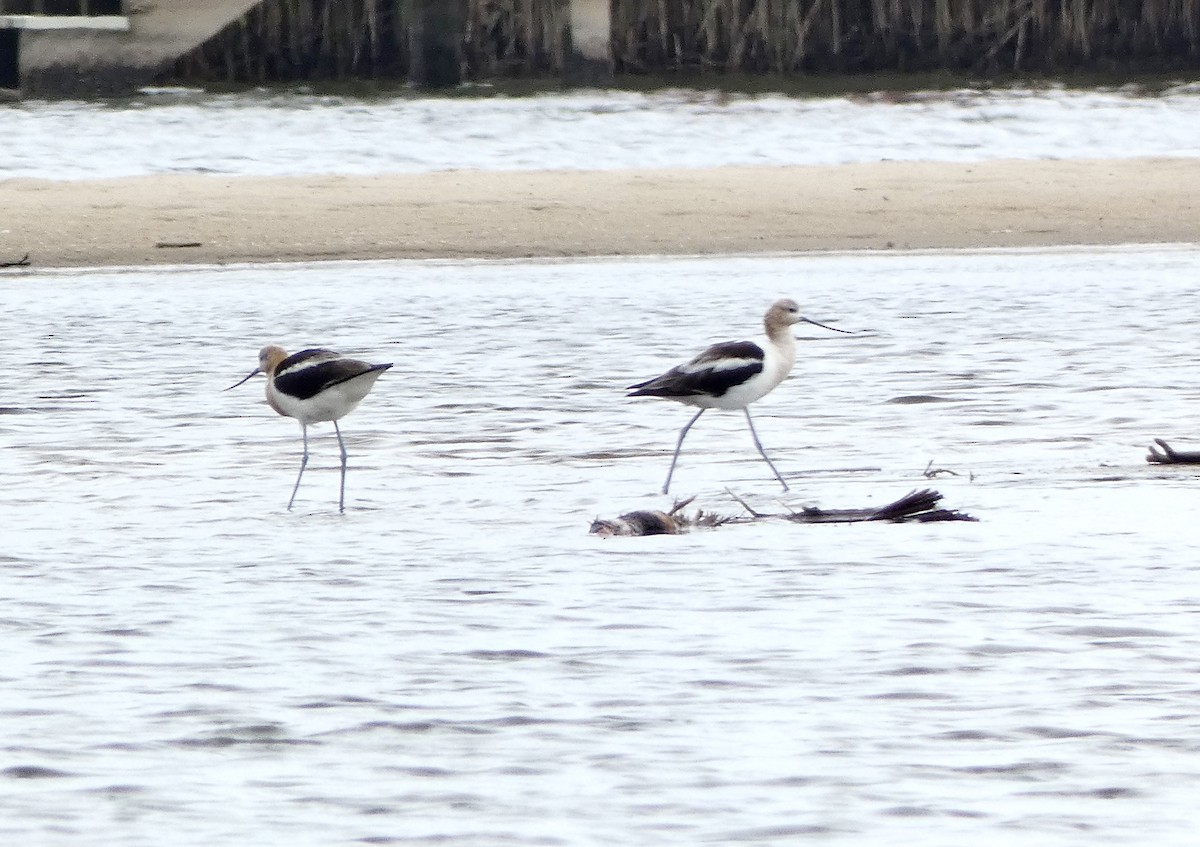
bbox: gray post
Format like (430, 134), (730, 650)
(407, 0), (462, 88)
(563, 0), (611, 85)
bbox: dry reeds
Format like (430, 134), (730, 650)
(171, 0), (1200, 84)
(611, 0), (1200, 74)
(463, 0), (565, 76)
(174, 0), (414, 82)
(173, 0), (566, 83)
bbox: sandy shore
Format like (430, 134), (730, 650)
(3, 158), (1198, 268)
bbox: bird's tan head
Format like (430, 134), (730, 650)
(764, 298), (804, 332)
(225, 345), (290, 392)
(770, 298), (802, 322)
(765, 298), (852, 336)
(257, 345), (289, 377)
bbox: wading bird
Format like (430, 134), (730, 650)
(627, 298), (850, 494)
(227, 346), (392, 512)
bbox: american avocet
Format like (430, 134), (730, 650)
(628, 298), (850, 494)
(227, 346), (392, 512)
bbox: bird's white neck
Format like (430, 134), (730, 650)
(764, 320), (798, 362)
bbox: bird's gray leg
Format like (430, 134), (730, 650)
(663, 409), (705, 495)
(334, 420), (348, 513)
(743, 408), (789, 491)
(287, 424), (309, 511)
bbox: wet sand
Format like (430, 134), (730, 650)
(3, 157), (1198, 268)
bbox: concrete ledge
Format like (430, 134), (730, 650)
(7, 1), (263, 96)
(0, 15), (129, 31)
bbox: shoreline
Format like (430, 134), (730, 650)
(11, 242), (1199, 276)
(3, 158), (1199, 269)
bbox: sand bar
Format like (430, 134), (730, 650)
(2, 158), (1198, 269)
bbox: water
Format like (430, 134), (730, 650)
(4, 247), (1200, 845)
(3, 84), (1200, 179)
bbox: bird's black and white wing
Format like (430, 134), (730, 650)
(628, 340), (765, 399)
(274, 349), (387, 401)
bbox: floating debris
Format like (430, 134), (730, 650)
(589, 496), (740, 537)
(782, 487), (976, 524)
(1146, 438), (1200, 464)
(590, 488), (976, 536)
(590, 510), (680, 537)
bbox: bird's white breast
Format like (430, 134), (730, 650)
(267, 372), (384, 425)
(704, 332), (796, 410)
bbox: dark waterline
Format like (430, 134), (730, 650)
(154, 69), (1200, 102)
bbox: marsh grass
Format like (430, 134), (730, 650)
(171, 0), (1200, 83)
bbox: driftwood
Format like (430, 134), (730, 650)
(0, 253), (30, 268)
(590, 488), (976, 536)
(1146, 439), (1200, 464)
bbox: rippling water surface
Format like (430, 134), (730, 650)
(3, 84), (1200, 179)
(3, 247), (1200, 845)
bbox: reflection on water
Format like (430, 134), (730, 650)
(3, 247), (1200, 846)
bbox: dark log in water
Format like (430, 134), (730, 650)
(590, 488), (976, 536)
(1146, 439), (1200, 465)
(787, 487), (975, 523)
